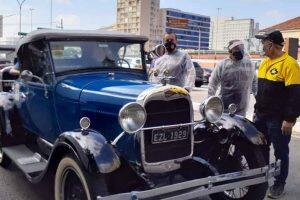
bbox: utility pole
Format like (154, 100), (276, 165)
(198, 26), (201, 59)
(214, 8), (221, 67)
(16, 0), (27, 33)
(215, 8), (221, 50)
(57, 18), (64, 29)
(60, 18), (64, 29)
(50, 0), (53, 28)
(30, 8), (35, 32)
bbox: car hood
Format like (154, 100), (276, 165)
(56, 72), (155, 102)
(80, 78), (155, 105)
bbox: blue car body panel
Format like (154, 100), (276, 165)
(17, 71), (155, 161)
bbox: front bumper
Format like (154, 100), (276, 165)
(98, 161), (280, 200)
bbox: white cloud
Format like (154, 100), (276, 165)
(239, 0), (271, 3)
(265, 9), (285, 19)
(55, 14), (80, 27)
(55, 0), (71, 4)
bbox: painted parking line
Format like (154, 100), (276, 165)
(292, 135), (300, 140)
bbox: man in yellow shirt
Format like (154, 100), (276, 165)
(255, 30), (300, 199)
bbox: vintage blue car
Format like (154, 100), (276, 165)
(0, 30), (279, 200)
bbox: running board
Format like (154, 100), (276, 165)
(2, 145), (47, 177)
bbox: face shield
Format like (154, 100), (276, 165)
(228, 41), (249, 61)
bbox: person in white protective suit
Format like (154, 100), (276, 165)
(208, 40), (257, 116)
(151, 32), (196, 91)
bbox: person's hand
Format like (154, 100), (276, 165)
(281, 121), (295, 135)
(252, 112), (256, 120)
(183, 86), (191, 93)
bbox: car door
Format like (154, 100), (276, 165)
(18, 41), (60, 142)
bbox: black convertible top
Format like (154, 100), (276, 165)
(15, 29), (148, 53)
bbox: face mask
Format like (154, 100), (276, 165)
(164, 41), (176, 53)
(232, 50), (244, 61)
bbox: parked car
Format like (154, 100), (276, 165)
(0, 30), (279, 200)
(193, 61), (204, 87)
(203, 67), (213, 84)
(0, 45), (16, 69)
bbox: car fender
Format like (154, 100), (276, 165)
(215, 114), (267, 145)
(54, 129), (121, 174)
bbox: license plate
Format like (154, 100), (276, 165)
(152, 127), (189, 144)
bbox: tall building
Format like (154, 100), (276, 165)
(210, 17), (256, 51)
(116, 0), (163, 50)
(0, 15), (3, 38)
(159, 8), (210, 50)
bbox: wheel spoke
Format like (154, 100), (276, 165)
(223, 145), (250, 199)
(62, 168), (88, 200)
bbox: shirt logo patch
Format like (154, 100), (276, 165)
(270, 68), (278, 75)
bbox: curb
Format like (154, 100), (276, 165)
(294, 122), (300, 133)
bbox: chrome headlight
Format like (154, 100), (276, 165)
(118, 102), (146, 134)
(200, 96), (224, 123)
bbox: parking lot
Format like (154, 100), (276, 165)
(0, 85), (299, 200)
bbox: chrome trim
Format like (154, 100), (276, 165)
(97, 161), (280, 200)
(200, 96), (224, 123)
(136, 86), (194, 173)
(140, 121), (200, 131)
(118, 102), (147, 134)
(111, 132), (126, 146)
(0, 80), (16, 83)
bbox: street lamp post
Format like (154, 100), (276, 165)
(215, 8), (221, 50)
(30, 8), (35, 31)
(50, 0), (53, 28)
(16, 0), (27, 33)
(198, 26), (201, 59)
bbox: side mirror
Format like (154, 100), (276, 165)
(20, 70), (33, 82)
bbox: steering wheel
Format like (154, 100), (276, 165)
(116, 58), (131, 69)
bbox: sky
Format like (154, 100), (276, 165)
(0, 0), (299, 37)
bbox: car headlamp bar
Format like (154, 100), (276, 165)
(141, 121), (203, 131)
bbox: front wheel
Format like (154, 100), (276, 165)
(210, 140), (268, 200)
(55, 155), (107, 200)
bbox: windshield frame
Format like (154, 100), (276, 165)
(48, 39), (147, 77)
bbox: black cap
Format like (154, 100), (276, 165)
(255, 30), (285, 46)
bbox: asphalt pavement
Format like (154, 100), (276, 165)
(0, 85), (299, 200)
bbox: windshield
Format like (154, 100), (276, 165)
(50, 41), (145, 74)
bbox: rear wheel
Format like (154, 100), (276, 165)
(210, 141), (268, 200)
(55, 155), (107, 200)
(0, 147), (11, 168)
(0, 118), (11, 168)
